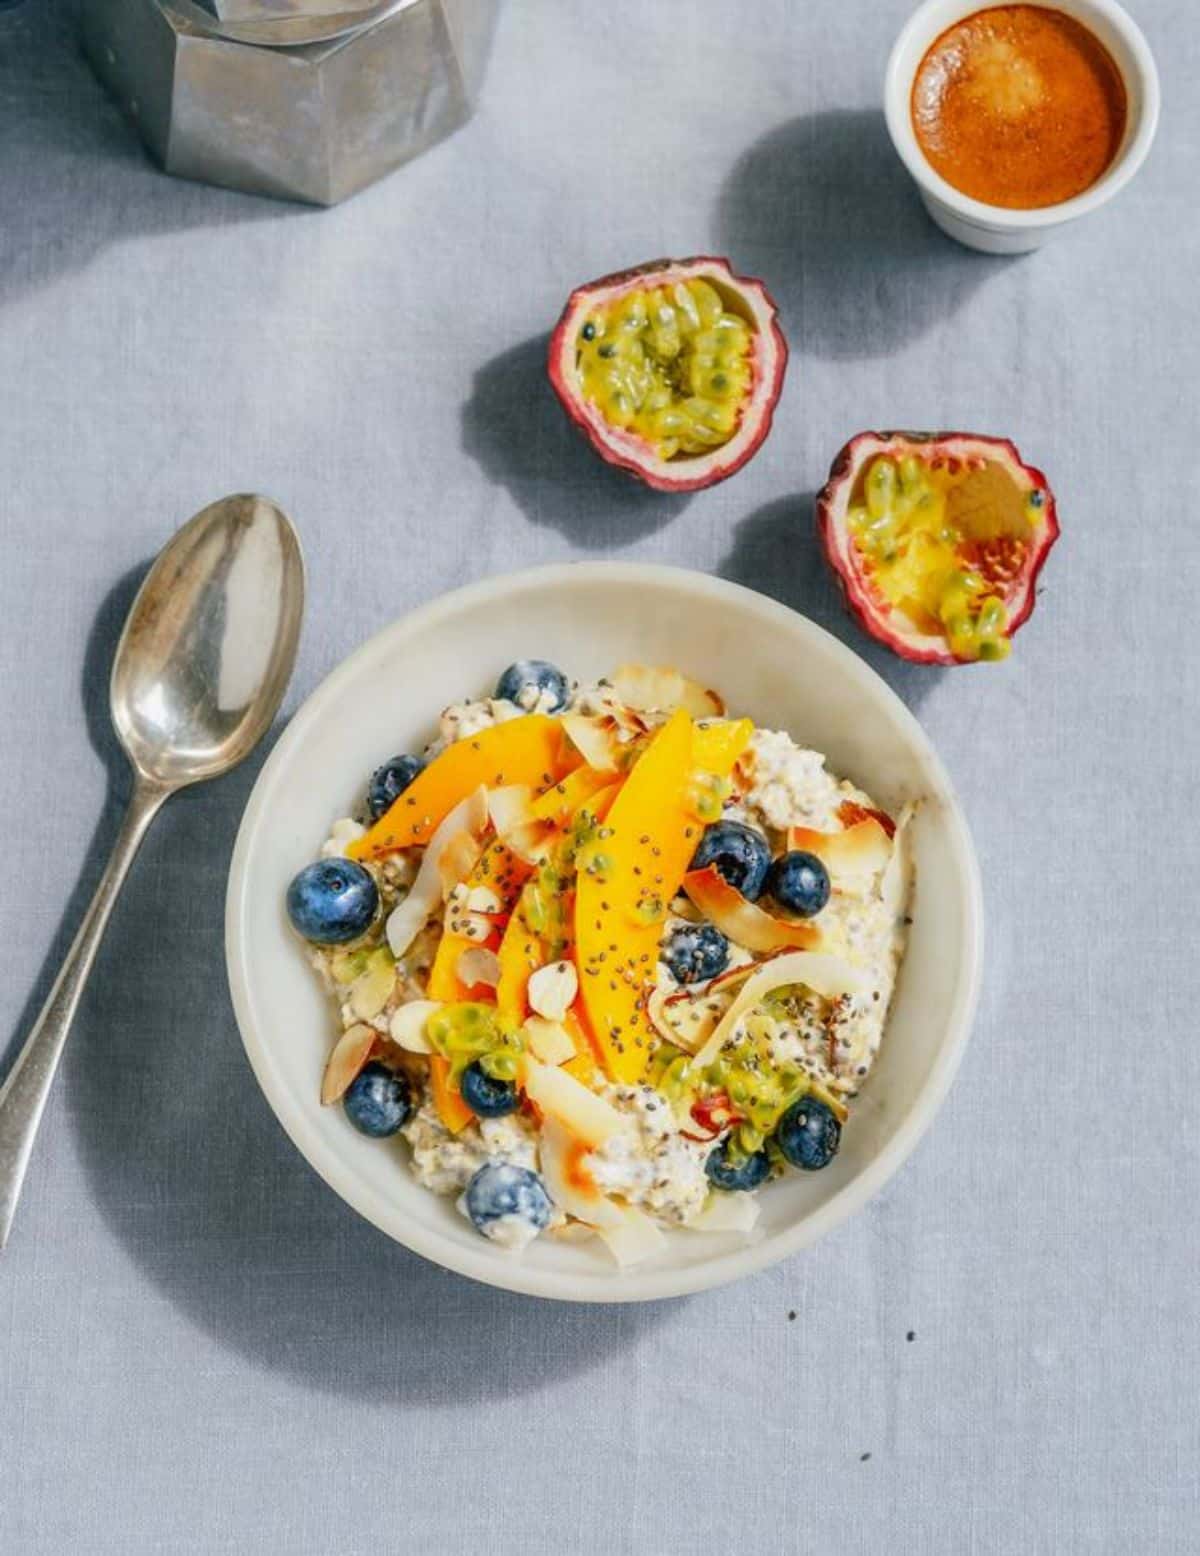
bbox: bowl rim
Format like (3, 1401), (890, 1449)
(225, 562), (984, 1303)
(884, 0), (1161, 232)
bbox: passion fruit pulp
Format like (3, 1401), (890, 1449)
(548, 257), (787, 493)
(817, 431), (1059, 665)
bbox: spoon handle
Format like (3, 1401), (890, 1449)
(0, 779), (168, 1251)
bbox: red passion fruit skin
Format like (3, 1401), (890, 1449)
(816, 430), (1061, 666)
(547, 256), (789, 493)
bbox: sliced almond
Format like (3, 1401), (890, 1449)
(388, 999), (441, 1053)
(347, 951), (397, 1022)
(527, 959), (579, 1021)
(524, 1015), (576, 1065)
(321, 1023), (377, 1104)
(456, 946), (502, 989)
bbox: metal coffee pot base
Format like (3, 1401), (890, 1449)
(82, 0), (497, 206)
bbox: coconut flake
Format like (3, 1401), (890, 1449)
(689, 1193), (762, 1236)
(690, 949), (869, 1072)
(562, 713), (622, 772)
(683, 867), (823, 954)
(609, 663), (724, 718)
(522, 1056), (629, 1146)
(437, 830), (485, 899)
(881, 803), (915, 917)
(527, 959), (579, 1021)
(388, 999), (441, 1053)
(788, 818), (893, 896)
(385, 787), (489, 957)
(539, 1119), (625, 1228)
(486, 782), (556, 863)
(487, 784), (534, 834)
(647, 984), (725, 1053)
(596, 1205), (666, 1267)
(321, 1023), (377, 1104)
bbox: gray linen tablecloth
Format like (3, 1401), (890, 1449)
(1, 2), (1197, 1551)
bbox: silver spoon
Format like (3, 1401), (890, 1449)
(0, 494), (304, 1250)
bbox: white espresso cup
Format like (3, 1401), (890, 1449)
(884, 0), (1161, 254)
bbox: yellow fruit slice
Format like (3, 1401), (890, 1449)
(573, 710), (695, 1083)
(349, 717), (578, 859)
(527, 764), (614, 824)
(429, 1054), (474, 1134)
(574, 710), (754, 1083)
(692, 717), (753, 775)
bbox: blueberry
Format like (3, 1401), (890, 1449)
(463, 1162), (553, 1239)
(286, 858), (378, 944)
(765, 850), (831, 918)
(663, 922), (729, 985)
(343, 1062), (411, 1138)
(460, 1061), (518, 1118)
(494, 659), (570, 713)
(366, 753), (424, 821)
(690, 821), (772, 900)
(776, 1095), (841, 1171)
(705, 1136), (771, 1192)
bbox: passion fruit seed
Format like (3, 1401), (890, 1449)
(427, 1002), (524, 1088)
(702, 998), (815, 1146)
(577, 279), (753, 460)
(686, 770), (732, 824)
(848, 455), (1019, 662)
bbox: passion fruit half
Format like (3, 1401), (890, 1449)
(817, 431), (1059, 664)
(547, 256), (788, 493)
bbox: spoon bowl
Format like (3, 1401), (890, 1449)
(0, 494), (304, 1250)
(112, 495), (305, 788)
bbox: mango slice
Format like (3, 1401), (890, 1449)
(429, 1054), (474, 1134)
(574, 710), (753, 1083)
(349, 716), (578, 859)
(527, 764), (613, 823)
(573, 710), (695, 1083)
(495, 880), (546, 1027)
(692, 717), (753, 775)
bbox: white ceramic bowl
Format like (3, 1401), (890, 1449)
(885, 0), (1160, 254)
(225, 564), (983, 1302)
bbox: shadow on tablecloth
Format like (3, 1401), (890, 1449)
(718, 492), (946, 713)
(716, 108), (1014, 361)
(460, 334), (691, 545)
(7, 565), (670, 1404)
(0, 1), (300, 313)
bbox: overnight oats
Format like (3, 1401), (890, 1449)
(285, 660), (913, 1266)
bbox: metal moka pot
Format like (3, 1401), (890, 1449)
(82, 0), (498, 206)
